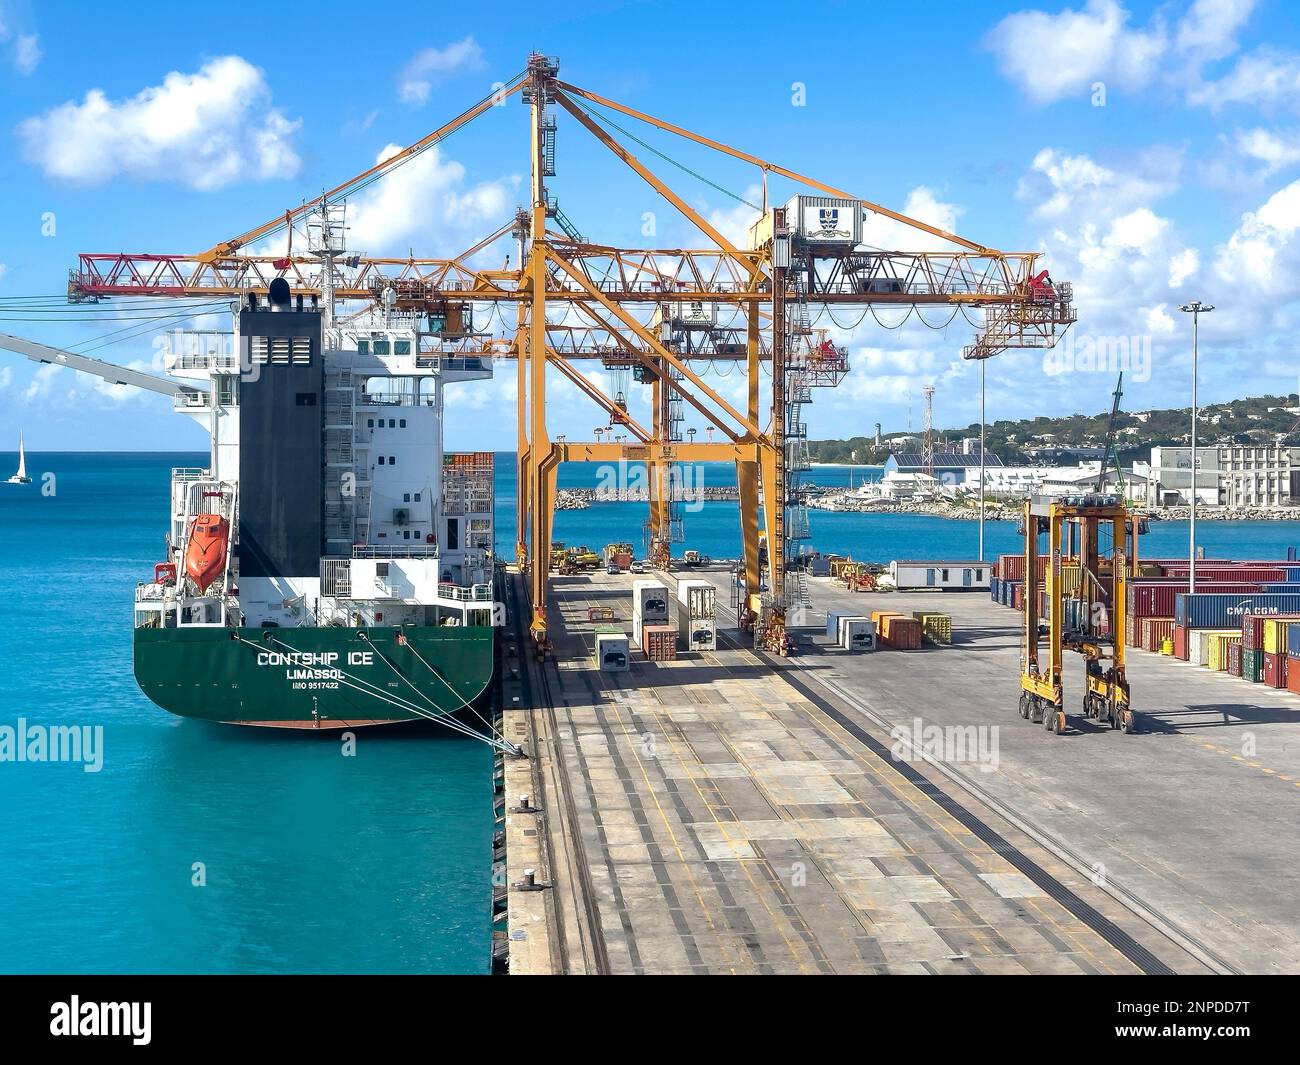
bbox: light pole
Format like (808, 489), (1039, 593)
(979, 356), (986, 562)
(1179, 300), (1214, 592)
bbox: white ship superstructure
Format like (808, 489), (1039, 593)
(135, 293), (496, 633)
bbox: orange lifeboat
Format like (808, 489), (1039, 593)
(185, 514), (229, 593)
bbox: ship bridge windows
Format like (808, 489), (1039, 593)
(374, 340), (391, 356)
(395, 340), (411, 356)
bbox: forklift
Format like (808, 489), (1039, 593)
(1019, 493), (1138, 735)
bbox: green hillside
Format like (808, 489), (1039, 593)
(808, 393), (1300, 466)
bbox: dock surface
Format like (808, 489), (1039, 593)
(500, 567), (1259, 975)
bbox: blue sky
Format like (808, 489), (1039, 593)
(2, 0), (1299, 450)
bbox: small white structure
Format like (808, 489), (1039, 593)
(596, 633), (630, 672)
(891, 560), (990, 591)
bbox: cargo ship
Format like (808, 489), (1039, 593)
(130, 282), (499, 728)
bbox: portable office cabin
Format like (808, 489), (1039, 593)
(891, 560), (990, 591)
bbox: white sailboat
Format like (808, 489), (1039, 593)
(7, 431), (32, 484)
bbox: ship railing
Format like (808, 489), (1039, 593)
(351, 544), (439, 559)
(135, 582), (170, 602)
(437, 582), (493, 602)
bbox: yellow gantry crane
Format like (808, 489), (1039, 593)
(66, 52), (1076, 656)
(1020, 495), (1138, 735)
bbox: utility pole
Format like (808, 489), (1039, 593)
(1179, 300), (1214, 593)
(979, 358), (986, 562)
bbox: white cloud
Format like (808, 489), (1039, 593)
(0, 366), (12, 390)
(346, 143), (518, 256)
(23, 363), (62, 401)
(1175, 0), (1255, 63)
(1016, 146), (1201, 371)
(1189, 47), (1300, 110)
(13, 32), (39, 74)
(1214, 179), (1300, 302)
(1234, 128), (1300, 176)
(984, 0), (1165, 104)
(397, 37), (485, 105)
(1169, 247), (1199, 286)
(18, 56), (302, 189)
(863, 186), (965, 250)
(987, 1), (1261, 106)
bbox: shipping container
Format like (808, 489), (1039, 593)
(1241, 613), (1266, 651)
(838, 617), (876, 652)
(632, 579), (670, 645)
(640, 623), (677, 661)
(1228, 641), (1242, 677)
(1288, 659), (1300, 694)
(912, 611), (952, 644)
(872, 611), (921, 650)
(1127, 581), (1261, 618)
(677, 612), (717, 652)
(1262, 616), (1300, 655)
(675, 578), (716, 619)
(1289, 621), (1300, 658)
(596, 633), (630, 672)
(1140, 618), (1174, 653)
(826, 609), (852, 640)
(997, 554), (1025, 582)
(1242, 646), (1264, 682)
(1263, 651), (1288, 689)
(1173, 624), (1188, 661)
(1207, 634), (1240, 672)
(1175, 593), (1300, 629)
(989, 577), (1001, 603)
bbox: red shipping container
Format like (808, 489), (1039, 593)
(1241, 613), (1266, 650)
(1011, 584), (1024, 611)
(998, 554), (1024, 582)
(640, 624), (677, 661)
(1228, 642), (1242, 677)
(1288, 660), (1300, 695)
(1141, 618), (1174, 652)
(1263, 651), (1286, 688)
(1128, 581), (1261, 618)
(880, 616), (922, 650)
(1173, 624), (1188, 660)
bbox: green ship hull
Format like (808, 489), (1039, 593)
(134, 625), (495, 728)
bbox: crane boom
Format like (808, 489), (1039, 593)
(0, 332), (204, 398)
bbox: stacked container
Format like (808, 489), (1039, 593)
(641, 624), (678, 661)
(632, 579), (670, 647)
(837, 616), (876, 651)
(675, 578), (717, 651)
(1287, 624), (1300, 693)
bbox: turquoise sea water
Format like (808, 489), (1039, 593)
(1, 450), (1296, 974)
(0, 453), (492, 974)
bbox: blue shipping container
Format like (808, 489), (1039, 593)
(990, 577), (1001, 602)
(1289, 622), (1300, 658)
(1175, 592), (1300, 629)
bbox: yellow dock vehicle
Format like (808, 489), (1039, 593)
(1019, 494), (1138, 735)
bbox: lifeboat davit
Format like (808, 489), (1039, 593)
(185, 514), (229, 593)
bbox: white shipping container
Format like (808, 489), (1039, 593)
(677, 612), (717, 651)
(838, 617), (876, 652)
(632, 580), (670, 619)
(676, 578), (716, 619)
(596, 633), (630, 672)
